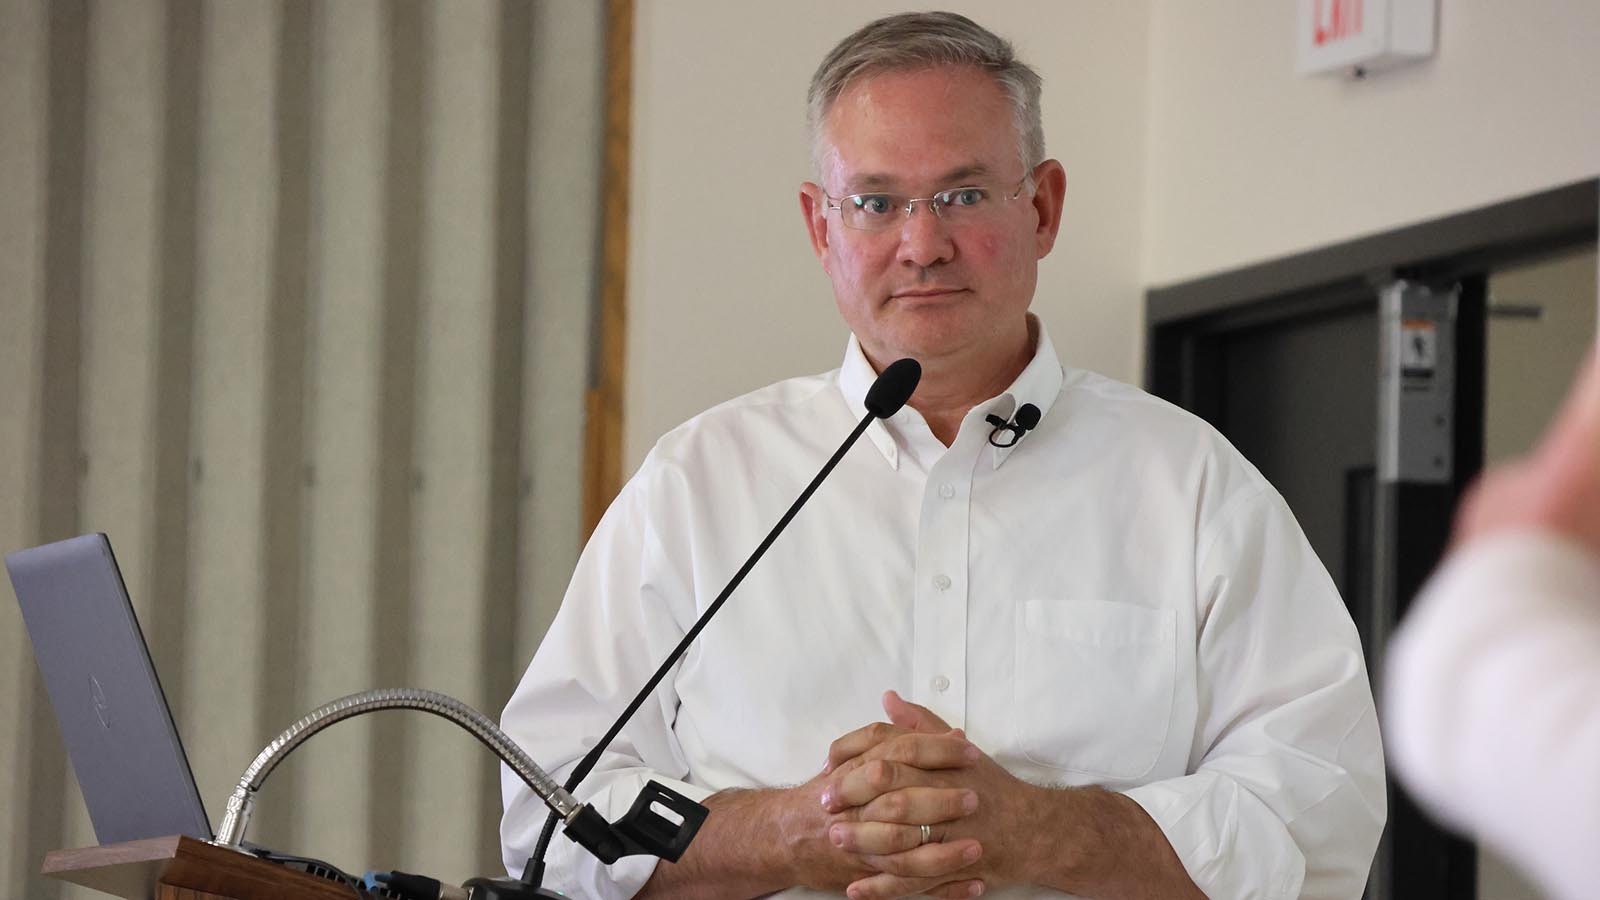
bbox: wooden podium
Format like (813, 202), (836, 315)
(42, 835), (357, 900)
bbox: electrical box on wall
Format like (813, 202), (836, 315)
(1297, 0), (1436, 77)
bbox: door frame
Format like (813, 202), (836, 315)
(1147, 178), (1596, 420)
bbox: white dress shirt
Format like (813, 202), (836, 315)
(500, 324), (1386, 899)
(1385, 532), (1600, 900)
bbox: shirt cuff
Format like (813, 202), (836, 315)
(1123, 773), (1304, 900)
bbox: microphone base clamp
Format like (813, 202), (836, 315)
(562, 781), (709, 865)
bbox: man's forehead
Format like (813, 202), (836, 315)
(817, 65), (1019, 192)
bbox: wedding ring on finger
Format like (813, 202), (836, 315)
(919, 824), (933, 845)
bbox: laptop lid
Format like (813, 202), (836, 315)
(5, 533), (212, 844)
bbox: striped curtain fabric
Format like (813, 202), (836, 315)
(0, 1), (606, 896)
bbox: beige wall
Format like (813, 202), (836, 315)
(1142, 1), (1600, 286)
(624, 1), (1151, 469)
(1486, 247), (1600, 465)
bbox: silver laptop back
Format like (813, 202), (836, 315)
(6, 533), (212, 844)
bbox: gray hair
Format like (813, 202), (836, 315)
(806, 11), (1045, 179)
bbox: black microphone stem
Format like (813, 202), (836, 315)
(573, 409), (875, 788)
(526, 409), (881, 880)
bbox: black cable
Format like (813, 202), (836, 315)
(252, 847), (373, 899)
(527, 818), (556, 888)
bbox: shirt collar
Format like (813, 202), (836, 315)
(838, 333), (905, 468)
(836, 315), (1065, 470)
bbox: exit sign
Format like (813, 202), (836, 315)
(1297, 0), (1436, 77)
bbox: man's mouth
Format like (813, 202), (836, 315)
(891, 287), (968, 300)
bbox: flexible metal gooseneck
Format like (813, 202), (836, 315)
(212, 687), (581, 851)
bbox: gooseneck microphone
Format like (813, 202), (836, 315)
(985, 402), (1040, 448)
(523, 358), (923, 888)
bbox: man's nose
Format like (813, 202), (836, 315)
(895, 200), (954, 268)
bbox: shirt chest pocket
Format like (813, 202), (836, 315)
(1012, 598), (1177, 781)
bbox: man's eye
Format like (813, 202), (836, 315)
(852, 195), (895, 216)
(939, 187), (988, 208)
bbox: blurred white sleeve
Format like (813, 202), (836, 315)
(1385, 531), (1600, 900)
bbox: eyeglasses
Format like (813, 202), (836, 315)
(824, 176), (1032, 232)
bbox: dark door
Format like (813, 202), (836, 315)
(1220, 304), (1378, 603)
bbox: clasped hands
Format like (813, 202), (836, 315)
(791, 690), (1045, 899)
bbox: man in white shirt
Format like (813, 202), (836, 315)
(1385, 348), (1600, 900)
(501, 12), (1385, 899)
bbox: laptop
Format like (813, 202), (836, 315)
(5, 533), (213, 845)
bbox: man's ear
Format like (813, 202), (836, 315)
(1029, 159), (1067, 259)
(799, 182), (832, 264)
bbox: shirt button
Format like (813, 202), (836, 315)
(932, 574), (952, 590)
(938, 482), (956, 499)
(932, 675), (950, 692)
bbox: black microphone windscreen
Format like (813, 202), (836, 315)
(864, 358), (921, 418)
(1015, 403), (1042, 430)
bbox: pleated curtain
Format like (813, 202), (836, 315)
(0, 1), (606, 896)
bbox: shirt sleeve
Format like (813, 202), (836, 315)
(1384, 531), (1600, 900)
(1124, 486), (1387, 900)
(498, 453), (712, 899)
